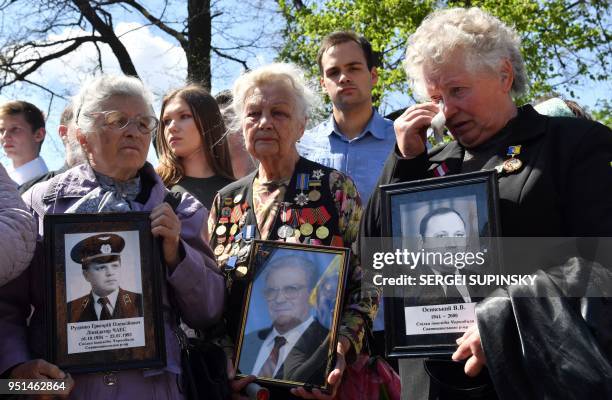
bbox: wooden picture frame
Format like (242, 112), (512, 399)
(380, 170), (502, 358)
(234, 240), (349, 393)
(44, 212), (165, 373)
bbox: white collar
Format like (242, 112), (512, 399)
(252, 316), (315, 376)
(8, 156), (48, 185)
(266, 315), (314, 348)
(92, 289), (119, 313)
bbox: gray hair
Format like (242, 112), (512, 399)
(231, 63), (318, 130)
(264, 255), (319, 292)
(404, 7), (528, 99)
(73, 74), (154, 135)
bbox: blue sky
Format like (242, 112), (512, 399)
(1, 2), (610, 171)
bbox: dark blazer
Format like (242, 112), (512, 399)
(239, 319), (330, 386)
(18, 164), (70, 194)
(67, 288), (143, 323)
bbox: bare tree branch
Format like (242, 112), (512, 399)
(212, 47), (247, 69)
(1, 35), (105, 87)
(22, 78), (68, 100)
(119, 0), (188, 46)
(94, 40), (104, 73)
(72, 0), (138, 76)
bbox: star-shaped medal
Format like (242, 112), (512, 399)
(294, 192), (309, 206)
(312, 169), (325, 179)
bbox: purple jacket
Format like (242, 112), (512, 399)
(1, 163), (225, 400)
(0, 164), (37, 286)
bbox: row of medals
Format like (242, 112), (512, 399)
(213, 193), (252, 277)
(212, 169), (329, 277)
(276, 170), (330, 243)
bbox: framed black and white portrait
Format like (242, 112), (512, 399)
(234, 241), (349, 393)
(44, 212), (165, 373)
(380, 170), (502, 357)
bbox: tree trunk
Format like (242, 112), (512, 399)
(187, 0), (212, 91)
(72, 0), (139, 77)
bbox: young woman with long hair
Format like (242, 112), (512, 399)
(156, 84), (235, 209)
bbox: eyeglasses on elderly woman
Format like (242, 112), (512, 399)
(89, 110), (159, 134)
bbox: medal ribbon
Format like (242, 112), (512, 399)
(314, 206), (331, 224)
(300, 208), (315, 224)
(507, 145), (521, 157)
(230, 206), (242, 223)
(296, 173), (309, 191)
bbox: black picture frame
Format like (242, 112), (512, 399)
(44, 212), (166, 373)
(234, 240), (349, 393)
(380, 170), (502, 358)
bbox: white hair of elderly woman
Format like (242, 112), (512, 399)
(404, 7), (528, 99)
(230, 62), (319, 130)
(72, 74), (155, 135)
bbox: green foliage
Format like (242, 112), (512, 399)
(592, 99), (612, 128)
(277, 0), (611, 108)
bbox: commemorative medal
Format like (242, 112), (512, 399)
(300, 223), (314, 236)
(229, 224), (239, 236)
(496, 145), (523, 174)
(312, 169), (325, 179)
(308, 190), (321, 202)
(294, 192), (309, 206)
(277, 225), (294, 239)
(502, 157), (523, 173)
(308, 180), (322, 202)
(213, 244), (225, 256)
(233, 193), (243, 204)
(315, 226), (329, 240)
(295, 173), (310, 206)
(215, 224), (227, 236)
(238, 242), (252, 258)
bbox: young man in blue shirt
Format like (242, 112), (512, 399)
(298, 31), (395, 205)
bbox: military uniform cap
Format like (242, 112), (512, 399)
(71, 233), (125, 267)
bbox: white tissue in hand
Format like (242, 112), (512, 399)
(427, 104), (446, 144)
(430, 107), (446, 136)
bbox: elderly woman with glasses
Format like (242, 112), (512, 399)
(1, 75), (225, 399)
(207, 63), (378, 399)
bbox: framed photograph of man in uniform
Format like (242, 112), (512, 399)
(234, 240), (349, 393)
(44, 212), (165, 373)
(379, 170), (502, 358)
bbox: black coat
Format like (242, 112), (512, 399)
(361, 105), (612, 399)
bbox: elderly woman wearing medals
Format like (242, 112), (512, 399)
(207, 63), (378, 399)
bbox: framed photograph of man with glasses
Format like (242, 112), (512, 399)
(44, 212), (166, 373)
(379, 170), (502, 358)
(234, 240), (349, 392)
